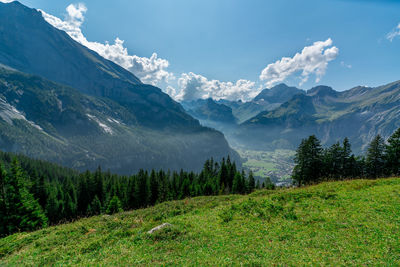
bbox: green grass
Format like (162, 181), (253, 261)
(2, 178), (400, 265)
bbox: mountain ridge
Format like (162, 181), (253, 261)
(0, 1), (241, 172)
(238, 80), (400, 152)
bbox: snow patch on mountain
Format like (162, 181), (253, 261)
(0, 97), (43, 130)
(86, 114), (113, 134)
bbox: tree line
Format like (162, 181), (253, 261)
(0, 153), (273, 237)
(292, 128), (400, 185)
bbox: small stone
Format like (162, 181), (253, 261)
(147, 223), (173, 234)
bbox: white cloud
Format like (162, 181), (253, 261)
(172, 72), (260, 102)
(340, 61), (352, 69)
(37, 3), (339, 102)
(40, 3), (173, 85)
(0, 0), (14, 3)
(387, 23), (400, 42)
(259, 39), (339, 88)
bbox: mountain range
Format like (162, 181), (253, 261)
(0, 1), (398, 174)
(0, 1), (240, 173)
(183, 82), (400, 154)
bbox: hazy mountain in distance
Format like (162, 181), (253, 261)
(182, 98), (236, 124)
(0, 1), (241, 172)
(183, 84), (305, 125)
(237, 82), (400, 152)
(253, 83), (305, 103)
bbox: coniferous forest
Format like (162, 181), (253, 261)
(1, 127), (399, 238)
(292, 127), (400, 185)
(0, 152), (270, 237)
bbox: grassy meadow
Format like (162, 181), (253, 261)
(1, 177), (400, 265)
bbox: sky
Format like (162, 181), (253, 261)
(3, 0), (400, 101)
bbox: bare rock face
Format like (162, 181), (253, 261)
(147, 223), (172, 234)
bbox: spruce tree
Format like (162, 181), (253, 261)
(292, 135), (323, 185)
(342, 137), (352, 177)
(366, 135), (385, 178)
(248, 171), (256, 192)
(385, 128), (400, 176)
(1, 159), (47, 236)
(87, 195), (102, 215)
(232, 172), (242, 194)
(149, 170), (159, 205)
(218, 158), (228, 191)
(106, 196), (123, 214)
(45, 187), (60, 224)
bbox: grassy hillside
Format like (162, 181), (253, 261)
(1, 178), (400, 265)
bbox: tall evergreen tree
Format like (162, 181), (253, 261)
(292, 135), (323, 185)
(366, 135), (385, 178)
(232, 172), (242, 194)
(87, 195), (102, 215)
(0, 159), (47, 236)
(385, 128), (400, 176)
(248, 171), (255, 192)
(149, 170), (159, 205)
(341, 137), (352, 177)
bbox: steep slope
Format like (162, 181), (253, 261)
(2, 178), (400, 265)
(0, 1), (241, 171)
(0, 1), (197, 129)
(238, 82), (400, 152)
(0, 67), (240, 173)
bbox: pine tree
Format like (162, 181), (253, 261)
(248, 171), (256, 192)
(31, 171), (47, 208)
(218, 158), (228, 190)
(385, 128), (400, 176)
(45, 187), (60, 224)
(292, 135), (323, 185)
(87, 195), (102, 215)
(0, 164), (8, 236)
(232, 172), (242, 194)
(366, 135), (385, 178)
(342, 137), (352, 177)
(106, 195), (123, 214)
(326, 142), (343, 179)
(1, 159), (47, 236)
(149, 170), (159, 205)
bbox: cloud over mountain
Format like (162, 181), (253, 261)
(173, 72), (259, 101)
(37, 2), (338, 101)
(259, 39), (339, 88)
(40, 3), (173, 86)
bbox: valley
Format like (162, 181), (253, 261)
(237, 148), (295, 185)
(0, 0), (400, 265)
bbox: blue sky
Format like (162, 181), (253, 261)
(11, 0), (400, 100)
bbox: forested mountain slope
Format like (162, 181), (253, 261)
(0, 1), (240, 172)
(0, 67), (239, 173)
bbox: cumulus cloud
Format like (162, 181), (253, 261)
(259, 39), (339, 87)
(40, 3), (173, 85)
(387, 23), (400, 42)
(37, 3), (339, 102)
(172, 72), (260, 102)
(0, 0), (14, 2)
